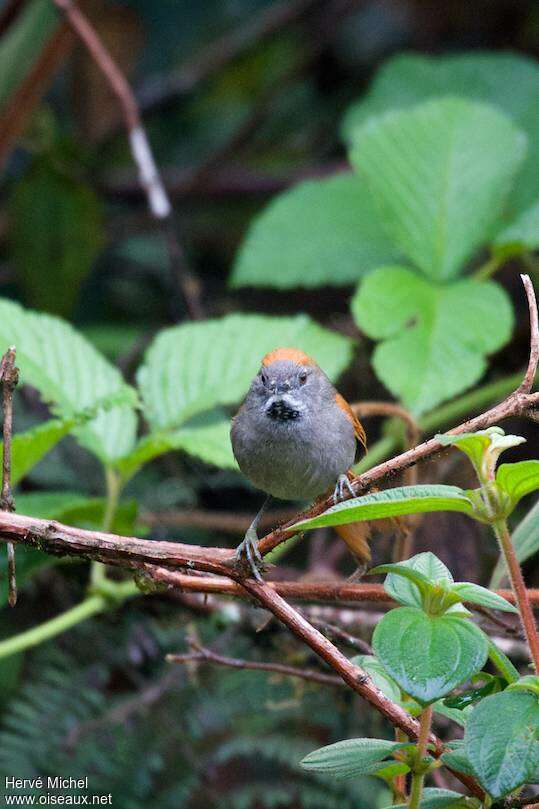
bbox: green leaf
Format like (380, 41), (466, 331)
(230, 174), (400, 288)
(351, 267), (513, 414)
(342, 51), (539, 214)
(441, 741), (476, 778)
(11, 418), (75, 486)
(449, 583), (518, 614)
(494, 199), (539, 256)
(496, 460), (539, 509)
(349, 98), (525, 280)
(300, 738), (407, 779)
(349, 655), (402, 704)
(389, 788), (478, 808)
(492, 498), (539, 586)
(508, 675), (539, 698)
(465, 690), (539, 799)
(116, 411), (237, 483)
(373, 607), (488, 704)
(374, 552), (453, 609)
(10, 156), (103, 317)
(0, 0), (58, 109)
(138, 313), (353, 430)
(16, 491), (138, 535)
(437, 427), (525, 483)
(292, 485), (474, 532)
(0, 298), (137, 463)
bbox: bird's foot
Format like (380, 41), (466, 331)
(346, 562), (368, 582)
(333, 474), (356, 504)
(232, 526), (266, 582)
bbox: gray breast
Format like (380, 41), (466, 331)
(231, 401), (356, 501)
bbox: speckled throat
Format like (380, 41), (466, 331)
(266, 399), (301, 421)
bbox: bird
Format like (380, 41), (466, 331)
(230, 347), (370, 580)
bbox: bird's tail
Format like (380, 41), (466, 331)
(334, 522), (371, 563)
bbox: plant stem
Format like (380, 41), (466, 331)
(474, 254), (503, 282)
(493, 519), (539, 671)
(0, 595), (106, 659)
(90, 466), (122, 588)
(408, 704), (433, 809)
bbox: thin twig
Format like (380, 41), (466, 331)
(167, 644), (343, 688)
(518, 273), (539, 395)
(51, 0), (204, 320)
(0, 347), (18, 607)
(305, 616), (372, 654)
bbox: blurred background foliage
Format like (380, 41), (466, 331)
(1, 0), (539, 805)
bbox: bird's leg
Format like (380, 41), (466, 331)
(333, 473), (355, 504)
(233, 495), (272, 581)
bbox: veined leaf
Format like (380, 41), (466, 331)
(116, 411), (236, 483)
(437, 427), (525, 481)
(342, 51), (539, 215)
(300, 738), (408, 779)
(496, 460), (539, 509)
(465, 691), (539, 799)
(0, 298), (137, 463)
(449, 583), (517, 614)
(351, 267), (513, 414)
(292, 485), (475, 532)
(349, 98), (525, 280)
(349, 655), (401, 704)
(231, 174), (399, 288)
(11, 419), (74, 486)
(138, 314), (353, 430)
(389, 787), (479, 808)
(494, 198), (539, 256)
(373, 607), (488, 704)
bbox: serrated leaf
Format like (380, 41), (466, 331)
(231, 174), (399, 288)
(292, 485), (474, 532)
(373, 607), (488, 704)
(349, 98), (525, 280)
(342, 51), (539, 214)
(377, 552), (453, 609)
(10, 418), (74, 486)
(450, 583), (517, 614)
(300, 738), (407, 779)
(465, 690), (539, 799)
(116, 411), (236, 483)
(492, 498), (539, 586)
(138, 313), (353, 430)
(0, 299), (137, 462)
(351, 266), (513, 414)
(389, 788), (478, 808)
(496, 461), (539, 510)
(441, 741), (476, 777)
(10, 156), (103, 317)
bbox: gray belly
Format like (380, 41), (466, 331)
(231, 405), (356, 501)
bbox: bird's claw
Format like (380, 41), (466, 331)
(233, 527), (265, 582)
(333, 473), (356, 504)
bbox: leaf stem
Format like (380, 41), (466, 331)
(90, 466), (122, 588)
(408, 704), (433, 809)
(474, 255), (503, 282)
(493, 519), (539, 671)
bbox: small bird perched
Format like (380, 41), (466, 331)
(230, 347), (369, 580)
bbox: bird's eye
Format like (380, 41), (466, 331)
(259, 370), (268, 385)
(298, 370), (308, 384)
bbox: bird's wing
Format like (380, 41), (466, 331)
(335, 393), (367, 452)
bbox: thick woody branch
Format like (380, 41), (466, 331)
(0, 347), (18, 607)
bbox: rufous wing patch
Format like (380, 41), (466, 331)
(335, 393), (367, 451)
(261, 347), (317, 368)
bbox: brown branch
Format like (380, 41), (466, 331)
(517, 273), (539, 395)
(167, 644), (343, 688)
(257, 275), (539, 557)
(51, 0), (204, 320)
(0, 347), (18, 607)
(150, 569), (539, 607)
